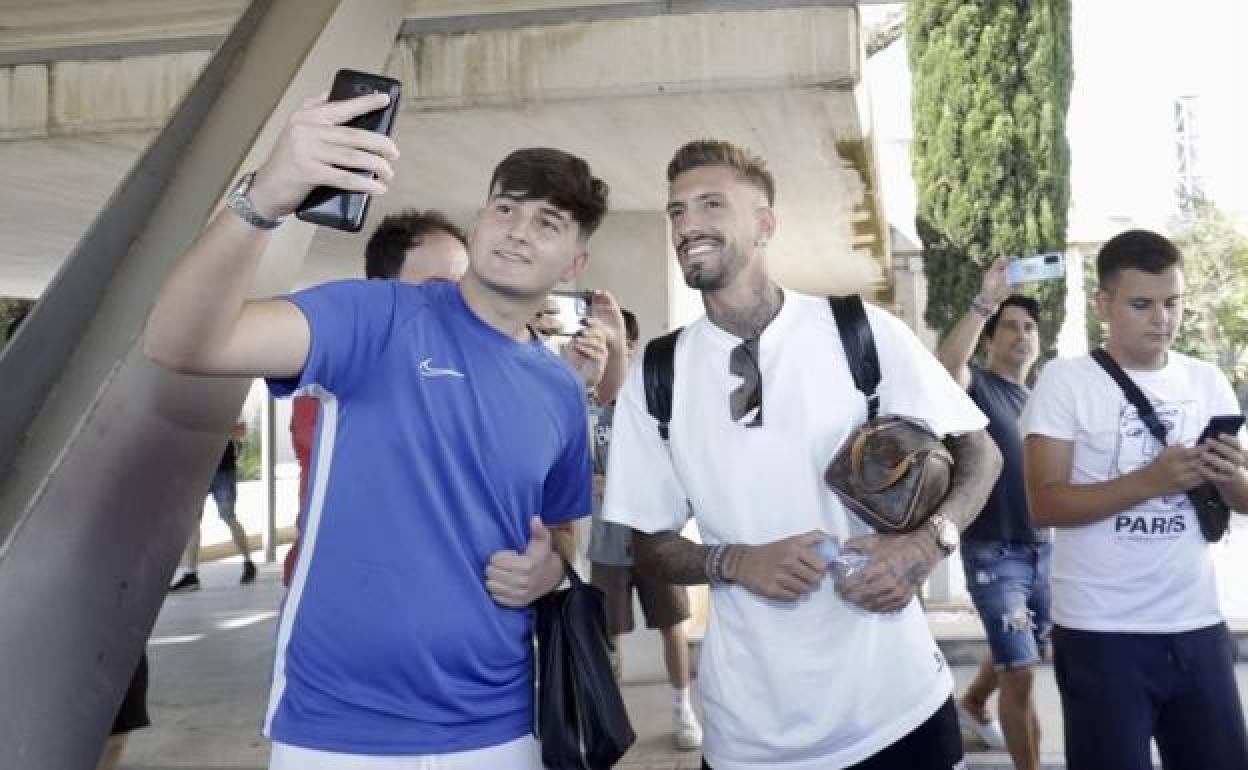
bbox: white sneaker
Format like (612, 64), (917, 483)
(956, 700), (1006, 751)
(674, 705), (703, 750)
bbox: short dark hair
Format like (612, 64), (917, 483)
(621, 309), (639, 344)
(1096, 229), (1182, 290)
(488, 148), (609, 237)
(667, 139), (775, 205)
(984, 294), (1040, 339)
(364, 209), (467, 280)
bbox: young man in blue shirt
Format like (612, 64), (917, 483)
(146, 91), (608, 769)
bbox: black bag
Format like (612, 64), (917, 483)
(534, 561), (635, 770)
(1091, 348), (1231, 542)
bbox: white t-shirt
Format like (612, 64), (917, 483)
(1020, 351), (1240, 633)
(603, 292), (987, 770)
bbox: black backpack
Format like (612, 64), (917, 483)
(642, 295), (881, 437)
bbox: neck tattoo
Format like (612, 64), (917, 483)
(710, 285), (785, 340)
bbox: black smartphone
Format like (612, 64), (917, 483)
(546, 289), (593, 337)
(1197, 414), (1246, 445)
(295, 69), (402, 233)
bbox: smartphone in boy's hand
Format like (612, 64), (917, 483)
(296, 69), (402, 233)
(1197, 414), (1246, 446)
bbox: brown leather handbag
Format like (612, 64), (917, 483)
(825, 415), (954, 533)
(822, 296), (953, 533)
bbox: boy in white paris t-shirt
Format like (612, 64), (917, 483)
(1022, 229), (1248, 770)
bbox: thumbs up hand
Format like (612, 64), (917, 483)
(486, 516), (567, 607)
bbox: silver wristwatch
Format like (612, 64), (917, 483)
(927, 514), (960, 555)
(226, 172), (285, 230)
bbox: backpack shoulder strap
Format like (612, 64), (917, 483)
(1090, 347), (1168, 446)
(828, 295), (881, 420)
(642, 328), (683, 441)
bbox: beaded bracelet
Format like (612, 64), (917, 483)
(709, 544), (734, 585)
(705, 544), (728, 585)
(970, 295), (998, 319)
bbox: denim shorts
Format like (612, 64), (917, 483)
(208, 467), (238, 521)
(959, 540), (1052, 670)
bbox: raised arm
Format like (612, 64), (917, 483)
(936, 256), (1010, 389)
(143, 92), (399, 378)
(588, 289), (628, 404)
(558, 288), (627, 402)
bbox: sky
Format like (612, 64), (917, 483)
(1065, 0), (1246, 236)
(864, 0), (1248, 241)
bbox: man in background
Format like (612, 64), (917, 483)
(284, 210), (469, 586)
(588, 309), (702, 751)
(937, 257), (1050, 769)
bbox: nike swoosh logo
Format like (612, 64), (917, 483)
(419, 358), (465, 379)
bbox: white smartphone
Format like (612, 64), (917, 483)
(1005, 251), (1065, 286)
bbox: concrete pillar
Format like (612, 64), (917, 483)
(0, 1), (406, 766)
(577, 211), (681, 341)
(261, 393), (278, 564)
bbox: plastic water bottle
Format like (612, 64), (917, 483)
(816, 540), (870, 579)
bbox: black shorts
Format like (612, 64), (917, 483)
(110, 653), (151, 736)
(1054, 623), (1248, 770)
(702, 697), (963, 770)
(590, 562), (690, 637)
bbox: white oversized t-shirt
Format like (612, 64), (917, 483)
(603, 292), (987, 770)
(1021, 352), (1240, 633)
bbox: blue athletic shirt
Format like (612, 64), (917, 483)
(263, 279), (591, 755)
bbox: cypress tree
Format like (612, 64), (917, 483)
(908, 0), (1073, 357)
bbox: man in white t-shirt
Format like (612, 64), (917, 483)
(1022, 229), (1248, 770)
(602, 139), (1002, 770)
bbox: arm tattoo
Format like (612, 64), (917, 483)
(936, 430), (1002, 532)
(902, 559), (928, 589)
(633, 529), (712, 585)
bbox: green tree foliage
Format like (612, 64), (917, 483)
(908, 0), (1073, 355)
(1170, 202), (1248, 390)
(1081, 204), (1248, 394)
(237, 417), (262, 482)
(1082, 247), (1105, 351)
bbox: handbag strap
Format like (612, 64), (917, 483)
(828, 295), (881, 420)
(555, 555), (585, 589)
(1090, 348), (1168, 446)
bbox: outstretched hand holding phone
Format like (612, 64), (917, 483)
(248, 84), (400, 226)
(295, 70), (402, 232)
(144, 79), (401, 380)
